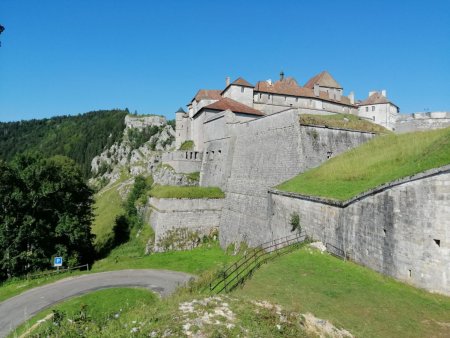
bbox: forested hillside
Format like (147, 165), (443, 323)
(0, 109), (128, 178)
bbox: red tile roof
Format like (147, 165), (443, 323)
(231, 77), (254, 87)
(198, 98), (264, 116)
(304, 71), (342, 89)
(192, 89), (222, 103)
(255, 78), (354, 106)
(358, 92), (396, 106)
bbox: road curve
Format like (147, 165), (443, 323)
(0, 269), (193, 337)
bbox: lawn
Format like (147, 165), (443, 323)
(299, 113), (389, 133)
(234, 248), (450, 338)
(277, 127), (450, 200)
(149, 185), (225, 199)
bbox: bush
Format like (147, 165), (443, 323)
(290, 213), (301, 233)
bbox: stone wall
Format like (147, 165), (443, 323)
(218, 109), (375, 247)
(395, 112), (450, 133)
(147, 197), (223, 252)
(162, 151), (202, 174)
(267, 166), (450, 295)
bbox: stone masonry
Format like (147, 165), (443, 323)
(267, 166), (450, 295)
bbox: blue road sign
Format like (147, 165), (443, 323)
(54, 257), (63, 267)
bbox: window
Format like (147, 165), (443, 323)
(373, 116), (375, 121)
(285, 96), (287, 101)
(365, 107), (369, 112)
(241, 87), (244, 93)
(372, 106), (375, 111)
(259, 93), (262, 99)
(268, 94), (271, 100)
(434, 239), (441, 247)
(295, 98), (298, 102)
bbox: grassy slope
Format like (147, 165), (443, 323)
(299, 113), (389, 133)
(13, 248), (450, 337)
(234, 248), (450, 338)
(278, 127), (450, 200)
(92, 242), (233, 275)
(11, 288), (157, 337)
(149, 185), (225, 199)
(91, 176), (129, 251)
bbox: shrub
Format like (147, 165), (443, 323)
(290, 212), (301, 233)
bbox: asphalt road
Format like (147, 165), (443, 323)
(0, 269), (193, 337)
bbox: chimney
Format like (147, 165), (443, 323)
(314, 83), (320, 97)
(226, 76), (230, 86)
(266, 79), (272, 85)
(280, 71), (284, 81)
(348, 91), (355, 104)
(369, 91), (377, 97)
(381, 89), (387, 97)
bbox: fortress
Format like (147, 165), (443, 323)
(152, 71), (450, 295)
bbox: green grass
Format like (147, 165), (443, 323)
(277, 127), (450, 200)
(234, 248), (450, 338)
(0, 270), (87, 303)
(11, 288), (157, 337)
(92, 173), (130, 251)
(299, 113), (389, 133)
(149, 185), (225, 199)
(92, 242), (233, 275)
(179, 140), (194, 150)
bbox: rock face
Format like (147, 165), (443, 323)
(89, 115), (176, 188)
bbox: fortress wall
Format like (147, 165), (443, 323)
(148, 197), (223, 251)
(268, 167), (450, 295)
(162, 151), (202, 173)
(395, 112), (450, 133)
(200, 137), (231, 188)
(219, 109), (374, 247)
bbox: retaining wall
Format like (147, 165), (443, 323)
(268, 166), (450, 295)
(148, 197), (223, 251)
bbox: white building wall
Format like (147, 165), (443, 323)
(222, 85), (253, 107)
(358, 103), (399, 130)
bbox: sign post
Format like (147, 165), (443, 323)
(54, 256), (63, 271)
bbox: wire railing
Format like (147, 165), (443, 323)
(26, 264), (90, 280)
(325, 243), (347, 260)
(210, 232), (307, 294)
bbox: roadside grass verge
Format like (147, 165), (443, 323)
(299, 113), (389, 133)
(0, 270), (87, 303)
(277, 127), (450, 200)
(234, 248), (450, 338)
(11, 288), (157, 337)
(149, 185), (225, 199)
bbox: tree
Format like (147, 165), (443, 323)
(0, 154), (95, 280)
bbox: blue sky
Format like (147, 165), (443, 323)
(0, 0), (449, 122)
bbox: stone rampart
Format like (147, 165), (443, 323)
(148, 197), (223, 252)
(268, 165), (450, 295)
(395, 112), (450, 133)
(161, 151), (202, 174)
(218, 109), (375, 247)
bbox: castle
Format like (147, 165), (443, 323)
(151, 70), (450, 296)
(175, 70), (400, 151)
